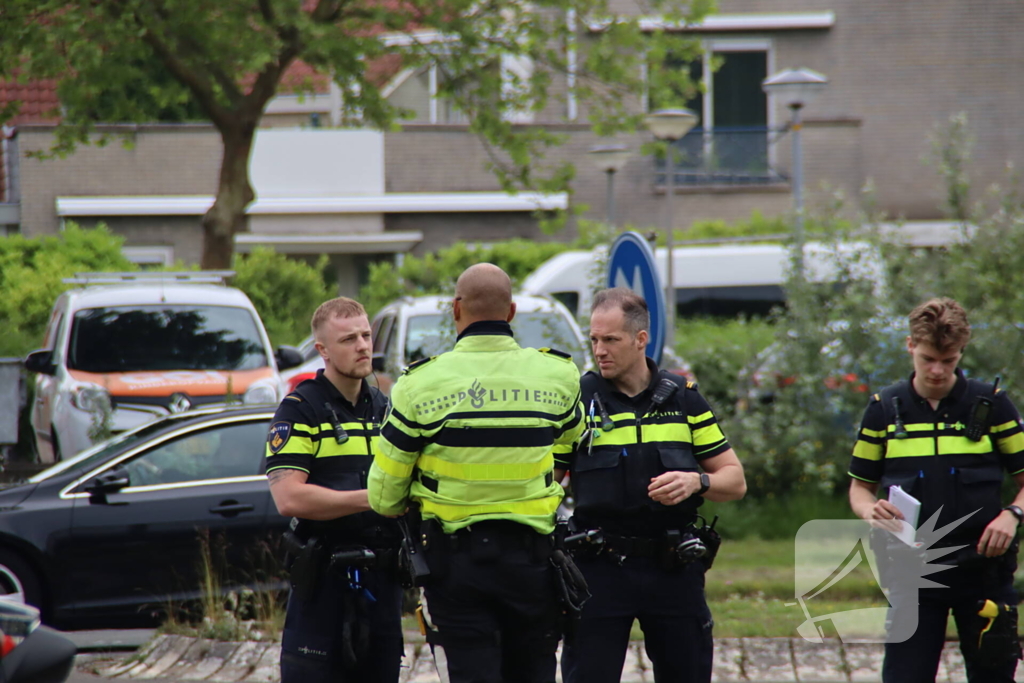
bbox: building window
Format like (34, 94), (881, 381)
(652, 41), (777, 186)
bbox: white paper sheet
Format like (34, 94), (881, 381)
(888, 485), (922, 547)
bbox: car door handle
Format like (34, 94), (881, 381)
(209, 501), (255, 517)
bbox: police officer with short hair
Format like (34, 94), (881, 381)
(266, 297), (403, 683)
(849, 297), (1024, 682)
(368, 263), (585, 683)
(557, 287), (747, 683)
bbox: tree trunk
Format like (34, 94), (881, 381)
(200, 124), (257, 270)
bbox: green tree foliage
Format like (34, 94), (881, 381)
(2, 0), (715, 270)
(0, 223), (135, 356)
(231, 248), (332, 347)
(360, 239), (570, 317)
(730, 112), (1024, 500)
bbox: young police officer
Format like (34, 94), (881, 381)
(368, 263), (585, 683)
(266, 297), (403, 683)
(849, 297), (1024, 683)
(557, 287), (746, 683)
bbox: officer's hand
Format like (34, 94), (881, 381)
(866, 500), (904, 534)
(977, 513), (1018, 557)
(648, 471), (700, 506)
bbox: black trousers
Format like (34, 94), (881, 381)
(421, 521), (561, 683)
(280, 565), (404, 683)
(561, 555), (713, 683)
(882, 556), (1020, 683)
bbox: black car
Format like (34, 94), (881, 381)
(0, 406), (287, 630)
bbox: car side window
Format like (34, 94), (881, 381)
(120, 421), (269, 487)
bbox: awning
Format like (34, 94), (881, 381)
(234, 231), (423, 254)
(588, 12), (836, 33)
(55, 191), (569, 217)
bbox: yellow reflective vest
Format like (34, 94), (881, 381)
(368, 324), (584, 534)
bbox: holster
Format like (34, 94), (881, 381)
(962, 599), (1023, 664)
(398, 515), (431, 587)
(693, 520), (722, 571)
(286, 532), (327, 604)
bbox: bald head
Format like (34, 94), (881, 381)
(454, 263), (514, 329)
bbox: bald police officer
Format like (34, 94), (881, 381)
(368, 264), (585, 683)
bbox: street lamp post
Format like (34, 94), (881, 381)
(587, 144), (632, 226)
(644, 108), (698, 352)
(762, 68), (829, 278)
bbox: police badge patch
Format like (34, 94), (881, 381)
(268, 422), (292, 454)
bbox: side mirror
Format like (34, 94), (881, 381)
(85, 468), (130, 505)
(371, 353), (385, 373)
(23, 350), (56, 376)
(275, 345), (304, 371)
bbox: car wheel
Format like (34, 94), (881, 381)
(0, 550), (43, 612)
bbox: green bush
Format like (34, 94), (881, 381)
(0, 223), (135, 356)
(231, 248), (333, 347)
(729, 112), (1024, 500)
(674, 316), (775, 420)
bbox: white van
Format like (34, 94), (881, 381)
(520, 241), (885, 319)
(23, 272), (302, 462)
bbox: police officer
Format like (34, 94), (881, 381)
(849, 297), (1024, 683)
(266, 297), (403, 683)
(557, 287), (747, 683)
(368, 263), (585, 683)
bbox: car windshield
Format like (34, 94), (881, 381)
(68, 305), (269, 372)
(405, 311), (586, 368)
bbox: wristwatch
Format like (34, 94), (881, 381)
(1004, 505), (1024, 525)
(697, 472), (711, 496)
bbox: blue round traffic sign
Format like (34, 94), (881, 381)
(606, 231), (665, 364)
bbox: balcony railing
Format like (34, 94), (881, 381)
(654, 126), (786, 186)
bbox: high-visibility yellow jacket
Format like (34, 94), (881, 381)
(368, 321), (584, 534)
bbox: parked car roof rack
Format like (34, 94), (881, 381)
(63, 271), (236, 285)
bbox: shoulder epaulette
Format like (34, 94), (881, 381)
(403, 356), (437, 374)
(872, 393), (881, 402)
(284, 393), (302, 402)
(686, 381), (699, 391)
(537, 347), (573, 361)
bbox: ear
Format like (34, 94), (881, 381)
(506, 301), (517, 323)
(315, 340), (328, 360)
(636, 329), (649, 350)
(452, 297), (462, 322)
(905, 335), (915, 354)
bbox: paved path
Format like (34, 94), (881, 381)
(78, 631), (1009, 682)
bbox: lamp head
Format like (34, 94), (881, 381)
(644, 108), (699, 141)
(587, 144), (632, 174)
(762, 68), (829, 110)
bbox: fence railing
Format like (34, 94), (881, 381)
(654, 126), (785, 186)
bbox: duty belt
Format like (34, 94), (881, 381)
(600, 533), (665, 559)
(430, 519), (553, 557)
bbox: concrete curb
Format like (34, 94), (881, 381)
(93, 632), (996, 682)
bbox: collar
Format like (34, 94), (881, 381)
(907, 367), (968, 405)
(314, 368), (372, 411)
(596, 357), (661, 401)
(456, 320), (514, 342)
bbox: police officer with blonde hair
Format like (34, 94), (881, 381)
(368, 263), (585, 683)
(266, 297), (402, 683)
(849, 297), (1024, 682)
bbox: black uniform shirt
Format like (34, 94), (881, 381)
(266, 369), (387, 492)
